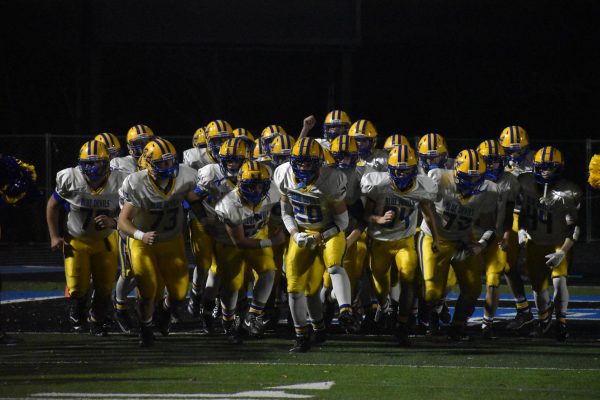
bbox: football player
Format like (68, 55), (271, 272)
(109, 124), (155, 334)
(517, 146), (580, 341)
(182, 127), (209, 170)
(317, 110), (352, 150)
(476, 140), (520, 338)
(270, 134), (296, 168)
(118, 138), (201, 347)
(47, 140), (127, 336)
(362, 145), (439, 345)
(274, 137), (352, 352)
(187, 120), (233, 319)
(416, 133), (451, 174)
(260, 125), (287, 154)
(94, 133), (122, 160)
(213, 161), (284, 342)
(193, 137), (249, 330)
(348, 120), (388, 173)
(418, 149), (499, 340)
(499, 125), (536, 330)
(232, 128), (256, 155)
(383, 134), (412, 154)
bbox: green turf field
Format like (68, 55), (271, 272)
(1, 333), (600, 399)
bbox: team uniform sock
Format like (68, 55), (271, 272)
(552, 276), (569, 319)
(288, 292), (309, 329)
(328, 266), (352, 314)
(252, 270), (275, 305)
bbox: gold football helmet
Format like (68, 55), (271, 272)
(219, 137), (249, 177)
(261, 124), (287, 151)
(323, 110), (351, 141)
(454, 149), (486, 196)
(270, 134), (296, 166)
(476, 140), (505, 182)
(237, 160), (271, 205)
(499, 125), (529, 163)
(233, 128), (256, 154)
(330, 134), (359, 169)
(126, 124), (155, 158)
(417, 133), (448, 172)
(79, 140), (110, 181)
(533, 146), (564, 184)
(388, 144), (418, 192)
(205, 120), (234, 160)
(142, 138), (178, 180)
(348, 119), (378, 158)
(192, 127), (207, 149)
(383, 134), (411, 152)
(290, 137), (323, 184)
(94, 133), (122, 159)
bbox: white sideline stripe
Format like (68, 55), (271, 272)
(1, 296), (63, 304)
(268, 382), (334, 390)
(10, 360), (600, 372)
(31, 391), (312, 399)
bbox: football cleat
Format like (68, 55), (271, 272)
(223, 319), (243, 345)
(530, 302), (554, 338)
(94, 132), (122, 159)
(481, 323), (493, 340)
(395, 322), (411, 347)
(439, 302), (452, 325)
(476, 139), (506, 182)
(156, 305), (172, 337)
(68, 299), (86, 333)
(115, 309), (134, 334)
(311, 329), (327, 345)
(454, 149), (486, 197)
(126, 124), (155, 158)
(88, 317), (108, 337)
(243, 312), (265, 338)
(506, 309), (535, 331)
(447, 324), (473, 341)
(348, 119), (378, 159)
(289, 335), (311, 353)
(78, 140), (110, 182)
(425, 311), (440, 336)
(139, 324), (155, 348)
(417, 133), (448, 172)
(556, 321), (569, 342)
(323, 110), (351, 141)
(533, 146), (564, 185)
(141, 138), (179, 181)
(338, 310), (359, 333)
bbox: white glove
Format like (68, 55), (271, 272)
(450, 246), (473, 263)
(293, 232), (312, 248)
(545, 250), (566, 269)
(517, 229), (531, 246)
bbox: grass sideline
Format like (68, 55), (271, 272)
(1, 333), (600, 399)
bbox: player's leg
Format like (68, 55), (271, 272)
(322, 231), (355, 330)
(114, 234), (137, 334)
(395, 236), (418, 345)
(245, 246), (276, 338)
(526, 243), (554, 337)
(64, 237), (92, 332)
(89, 234), (118, 336)
(188, 219), (216, 317)
(286, 238), (315, 352)
(482, 243), (508, 338)
(551, 246), (571, 341)
(450, 252), (483, 340)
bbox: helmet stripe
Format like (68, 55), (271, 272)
(93, 140), (98, 155)
(541, 146), (547, 162)
(427, 133), (432, 151)
(548, 147), (554, 162)
(401, 144), (407, 162)
(216, 120), (223, 132)
(486, 139), (493, 155)
(467, 149), (474, 170)
(232, 138), (239, 156)
(433, 133), (438, 150)
(135, 125), (142, 135)
(99, 133), (110, 147)
(155, 138), (166, 155)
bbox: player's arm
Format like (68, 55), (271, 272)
(281, 194), (314, 248)
(545, 214), (579, 269)
(345, 199), (365, 248)
(224, 223), (284, 249)
(419, 200), (440, 253)
(364, 197), (394, 225)
(186, 190), (208, 222)
(297, 115), (316, 140)
(471, 210), (497, 255)
(117, 201), (157, 245)
(315, 199), (349, 244)
(46, 193), (65, 251)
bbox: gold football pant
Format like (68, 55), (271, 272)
(64, 232), (118, 302)
(369, 236), (417, 302)
(525, 242), (569, 292)
(128, 234), (189, 305)
(189, 218), (217, 272)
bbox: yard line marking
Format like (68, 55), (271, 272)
(31, 391), (313, 399)
(9, 360), (600, 372)
(267, 382), (334, 390)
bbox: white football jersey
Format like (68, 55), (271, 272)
(196, 163), (237, 220)
(316, 138), (332, 151)
(183, 147), (216, 171)
(55, 167), (127, 240)
(214, 184), (281, 245)
(357, 149), (389, 175)
(506, 151), (534, 177)
(110, 155), (138, 174)
(119, 165), (197, 241)
(420, 168), (499, 242)
(492, 172), (520, 235)
(273, 162), (347, 231)
(362, 172), (437, 241)
(518, 173), (581, 245)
